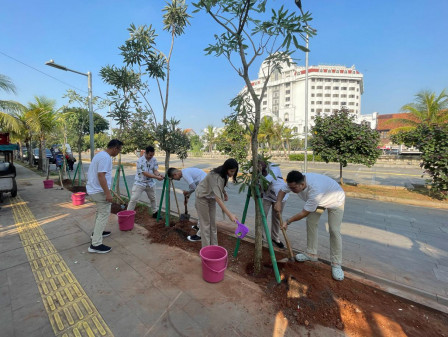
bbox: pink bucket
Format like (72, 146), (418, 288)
(199, 245), (228, 283)
(71, 192), (86, 206)
(43, 180), (54, 189)
(117, 210), (135, 231)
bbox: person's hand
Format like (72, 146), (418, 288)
(224, 193), (228, 202)
(105, 192), (113, 203)
(281, 218), (289, 230)
(228, 213), (238, 224)
(156, 174), (164, 181)
(274, 202), (282, 213)
(183, 190), (189, 196)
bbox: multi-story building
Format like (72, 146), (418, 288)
(244, 61), (364, 135)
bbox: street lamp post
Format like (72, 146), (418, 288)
(45, 60), (95, 161)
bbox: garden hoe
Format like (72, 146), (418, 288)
(110, 190), (126, 210)
(277, 212), (295, 264)
(180, 195), (190, 221)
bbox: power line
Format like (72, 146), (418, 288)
(0, 50), (88, 94)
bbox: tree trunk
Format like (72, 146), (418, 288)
(164, 151), (171, 174)
(339, 162), (343, 184)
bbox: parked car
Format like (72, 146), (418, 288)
(32, 148), (55, 165)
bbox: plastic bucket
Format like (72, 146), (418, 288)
(43, 180), (54, 189)
(71, 192), (86, 206)
(199, 245), (228, 283)
(117, 210), (135, 231)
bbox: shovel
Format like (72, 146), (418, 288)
(110, 190), (127, 210)
(180, 195), (190, 221)
(277, 212), (295, 264)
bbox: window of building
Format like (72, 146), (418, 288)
(293, 127), (298, 132)
(273, 91), (279, 97)
(357, 88), (359, 92)
(263, 101), (267, 105)
(285, 90), (290, 95)
(341, 79), (347, 83)
(333, 79), (339, 82)
(325, 101), (330, 104)
(311, 93), (315, 97)
(316, 93), (322, 97)
(273, 99), (279, 105)
(349, 80), (356, 83)
(285, 97), (290, 102)
(325, 86), (331, 90)
(341, 102), (347, 105)
(316, 109), (322, 113)
(349, 87), (355, 91)
(356, 96), (359, 99)
(311, 101), (315, 104)
(341, 87), (347, 90)
(311, 86), (315, 89)
(333, 109), (338, 113)
(325, 93), (331, 97)
(325, 78), (332, 82)
(332, 101), (338, 105)
(341, 94), (347, 98)
(316, 101), (322, 104)
(348, 102), (354, 105)
(356, 103), (358, 106)
(333, 86), (339, 90)
(311, 79), (315, 82)
(349, 109), (354, 113)
(311, 108), (314, 112)
(263, 107), (267, 111)
(317, 86), (323, 89)
(317, 78), (323, 82)
(349, 95), (355, 98)
(333, 93), (339, 97)
(324, 108), (330, 112)
(285, 83), (290, 87)
(285, 104), (290, 108)
(284, 113), (289, 121)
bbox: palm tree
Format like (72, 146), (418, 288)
(259, 116), (274, 155)
(0, 74), (24, 133)
(204, 125), (216, 153)
(282, 126), (294, 156)
(26, 96), (58, 171)
(388, 89), (448, 134)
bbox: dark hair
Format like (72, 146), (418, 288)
(286, 170), (305, 184)
(212, 158), (239, 186)
(167, 167), (178, 178)
(145, 146), (155, 153)
(107, 139), (123, 149)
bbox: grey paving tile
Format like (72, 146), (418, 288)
(0, 232), (22, 254)
(0, 246), (28, 271)
(0, 284), (11, 309)
(433, 268), (448, 282)
(12, 301), (50, 337)
(0, 304), (14, 337)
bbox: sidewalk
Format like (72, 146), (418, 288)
(0, 164), (340, 336)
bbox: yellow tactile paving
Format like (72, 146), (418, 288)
(10, 195), (114, 337)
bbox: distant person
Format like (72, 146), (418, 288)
(127, 146), (164, 218)
(86, 139), (123, 254)
(194, 159), (239, 247)
(275, 171), (345, 281)
(259, 159), (289, 249)
(167, 167), (207, 241)
(65, 152), (76, 171)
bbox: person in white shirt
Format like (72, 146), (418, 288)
(274, 171), (345, 281)
(259, 160), (289, 249)
(127, 146), (164, 218)
(86, 139), (123, 254)
(167, 167), (207, 241)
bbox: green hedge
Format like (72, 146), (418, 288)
(289, 154), (324, 162)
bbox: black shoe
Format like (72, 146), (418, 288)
(152, 211), (158, 219)
(88, 244), (112, 254)
(191, 225), (199, 231)
(272, 240), (285, 249)
(187, 235), (201, 242)
(91, 231), (111, 238)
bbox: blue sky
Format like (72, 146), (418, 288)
(1, 0), (447, 134)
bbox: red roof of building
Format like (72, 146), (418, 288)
(376, 113), (419, 131)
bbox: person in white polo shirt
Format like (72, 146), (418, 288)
(274, 170), (345, 281)
(86, 139), (123, 254)
(167, 167), (207, 241)
(127, 146), (164, 217)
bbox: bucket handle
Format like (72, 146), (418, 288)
(203, 259), (228, 274)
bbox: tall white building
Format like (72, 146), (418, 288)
(245, 61), (364, 135)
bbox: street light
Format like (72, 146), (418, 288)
(303, 26), (316, 173)
(45, 59), (95, 161)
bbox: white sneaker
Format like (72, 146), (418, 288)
(295, 253), (318, 262)
(332, 265), (344, 281)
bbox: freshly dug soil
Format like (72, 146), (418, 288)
(62, 180), (447, 336)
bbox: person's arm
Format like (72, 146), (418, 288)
(274, 190), (287, 213)
(98, 172), (113, 202)
(282, 209), (310, 229)
(147, 169), (164, 181)
(223, 189), (228, 201)
(215, 196), (237, 223)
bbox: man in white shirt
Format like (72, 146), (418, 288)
(275, 171), (345, 281)
(167, 167), (207, 242)
(127, 146), (164, 217)
(259, 161), (289, 249)
(86, 139), (123, 253)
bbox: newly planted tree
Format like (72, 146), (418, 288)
(311, 108), (381, 184)
(193, 0), (312, 274)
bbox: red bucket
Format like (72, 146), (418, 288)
(199, 245), (228, 283)
(43, 180), (54, 189)
(117, 210), (135, 231)
(71, 192), (86, 206)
